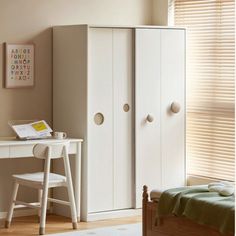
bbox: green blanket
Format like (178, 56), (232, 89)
(157, 185), (235, 234)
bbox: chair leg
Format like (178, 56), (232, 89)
(39, 186), (49, 235)
(39, 150), (51, 235)
(5, 181), (19, 228)
(38, 189), (43, 223)
(67, 181), (78, 229)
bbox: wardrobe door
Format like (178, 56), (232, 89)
(161, 29), (186, 189)
(135, 29), (162, 208)
(113, 29), (133, 210)
(88, 28), (113, 212)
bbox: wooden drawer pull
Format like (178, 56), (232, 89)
(171, 101), (181, 113)
(94, 113), (104, 125)
(146, 114), (154, 123)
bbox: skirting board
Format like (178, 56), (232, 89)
(84, 209), (142, 222)
(53, 204), (141, 222)
(0, 209), (37, 220)
(0, 205), (51, 221)
(53, 207), (141, 222)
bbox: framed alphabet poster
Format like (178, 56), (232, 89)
(4, 43), (35, 88)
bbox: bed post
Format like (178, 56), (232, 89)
(143, 185), (148, 236)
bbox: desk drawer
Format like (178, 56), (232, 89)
(10, 145), (34, 158)
(8, 142), (78, 158)
(0, 146), (10, 158)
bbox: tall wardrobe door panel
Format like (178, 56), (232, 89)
(135, 29), (162, 208)
(161, 29), (186, 189)
(113, 29), (133, 210)
(88, 28), (113, 212)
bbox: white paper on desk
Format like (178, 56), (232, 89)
(12, 124), (37, 138)
(11, 120), (52, 139)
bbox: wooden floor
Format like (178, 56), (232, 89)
(0, 214), (141, 235)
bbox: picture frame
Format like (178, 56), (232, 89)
(4, 43), (35, 88)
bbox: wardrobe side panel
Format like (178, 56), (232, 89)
(113, 29), (133, 210)
(161, 29), (186, 189)
(88, 28), (113, 213)
(135, 29), (162, 208)
(53, 25), (88, 218)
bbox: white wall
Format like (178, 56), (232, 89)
(0, 0), (152, 213)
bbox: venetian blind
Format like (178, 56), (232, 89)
(172, 0), (235, 181)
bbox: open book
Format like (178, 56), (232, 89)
(9, 120), (52, 140)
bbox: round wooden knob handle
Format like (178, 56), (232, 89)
(171, 101), (181, 113)
(146, 114), (154, 123)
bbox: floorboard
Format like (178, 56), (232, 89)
(0, 214), (141, 235)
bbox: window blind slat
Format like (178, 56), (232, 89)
(172, 0), (235, 181)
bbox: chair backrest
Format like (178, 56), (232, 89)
(33, 141), (70, 160)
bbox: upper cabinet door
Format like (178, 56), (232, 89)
(135, 29), (162, 208)
(113, 29), (133, 210)
(161, 29), (186, 189)
(88, 28), (113, 213)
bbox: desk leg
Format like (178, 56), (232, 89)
(75, 142), (82, 222)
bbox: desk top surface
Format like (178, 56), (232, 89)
(0, 137), (83, 146)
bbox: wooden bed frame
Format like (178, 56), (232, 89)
(142, 185), (233, 236)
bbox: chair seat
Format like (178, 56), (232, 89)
(13, 172), (66, 187)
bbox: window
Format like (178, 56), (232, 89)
(170, 0), (235, 181)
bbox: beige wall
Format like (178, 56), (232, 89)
(0, 0), (152, 213)
(152, 0), (169, 25)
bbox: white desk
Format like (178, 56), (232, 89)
(0, 137), (83, 220)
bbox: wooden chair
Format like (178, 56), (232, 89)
(5, 142), (78, 235)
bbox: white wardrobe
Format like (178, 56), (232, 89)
(53, 25), (186, 221)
